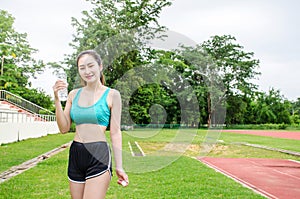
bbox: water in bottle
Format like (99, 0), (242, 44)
(57, 70), (68, 101)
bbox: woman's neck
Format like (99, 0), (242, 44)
(85, 81), (103, 92)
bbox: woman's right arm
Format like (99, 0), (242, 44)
(53, 80), (75, 133)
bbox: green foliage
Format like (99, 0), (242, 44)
(20, 88), (53, 111)
(251, 89), (291, 124)
(291, 97), (300, 114)
(226, 123), (289, 130)
(225, 94), (248, 124)
(129, 83), (179, 125)
(149, 49), (210, 126)
(290, 97), (300, 124)
(290, 115), (300, 125)
(63, 0), (172, 90)
(0, 10), (45, 77)
(44, 1), (297, 127)
(0, 10), (52, 110)
(201, 35), (260, 96)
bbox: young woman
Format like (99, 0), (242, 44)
(53, 50), (129, 199)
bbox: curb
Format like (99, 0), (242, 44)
(0, 141), (72, 184)
(233, 142), (300, 157)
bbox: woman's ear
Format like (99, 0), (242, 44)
(99, 64), (103, 72)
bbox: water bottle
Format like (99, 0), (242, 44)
(57, 70), (68, 101)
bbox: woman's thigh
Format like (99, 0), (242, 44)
(69, 182), (85, 199)
(83, 171), (111, 199)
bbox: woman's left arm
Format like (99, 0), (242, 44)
(109, 89), (129, 185)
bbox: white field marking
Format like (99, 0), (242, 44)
(134, 141), (145, 156)
(128, 141), (135, 157)
(238, 143), (300, 157)
(272, 169), (300, 180)
(289, 159), (300, 164)
(250, 159), (300, 180)
(247, 159), (265, 167)
(198, 158), (278, 199)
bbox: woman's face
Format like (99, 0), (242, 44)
(78, 54), (102, 84)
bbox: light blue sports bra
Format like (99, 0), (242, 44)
(70, 88), (111, 126)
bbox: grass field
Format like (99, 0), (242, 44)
(0, 129), (299, 198)
(0, 133), (74, 173)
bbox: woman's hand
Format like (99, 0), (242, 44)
(116, 168), (129, 187)
(52, 80), (68, 100)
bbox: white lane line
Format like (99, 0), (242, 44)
(134, 141), (145, 156)
(128, 141), (135, 157)
(199, 158), (279, 199)
(272, 169), (300, 180)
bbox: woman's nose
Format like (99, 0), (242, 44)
(84, 68), (91, 74)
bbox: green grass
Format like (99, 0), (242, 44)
(218, 131), (300, 153)
(125, 129), (300, 161)
(123, 129), (300, 171)
(0, 133), (74, 173)
(0, 150), (70, 199)
(1, 128), (300, 198)
(207, 144), (300, 161)
(0, 150), (265, 199)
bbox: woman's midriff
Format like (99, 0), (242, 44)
(73, 124), (107, 143)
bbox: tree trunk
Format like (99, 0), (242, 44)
(207, 92), (211, 128)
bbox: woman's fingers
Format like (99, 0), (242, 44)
(53, 80), (67, 92)
(116, 172), (129, 186)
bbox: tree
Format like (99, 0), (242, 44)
(290, 98), (300, 125)
(166, 45), (226, 127)
(291, 98), (300, 115)
(0, 10), (52, 110)
(150, 49), (209, 127)
(201, 35), (260, 96)
(59, 0), (172, 125)
(252, 89), (291, 124)
(200, 35), (260, 126)
(63, 0), (172, 90)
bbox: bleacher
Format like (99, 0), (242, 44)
(0, 90), (59, 144)
(0, 101), (52, 122)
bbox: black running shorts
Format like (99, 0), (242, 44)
(68, 140), (112, 183)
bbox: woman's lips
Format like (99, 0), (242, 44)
(85, 75), (93, 79)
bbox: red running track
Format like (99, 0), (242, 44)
(199, 157), (300, 199)
(222, 130), (300, 140)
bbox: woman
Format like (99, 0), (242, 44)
(53, 50), (129, 199)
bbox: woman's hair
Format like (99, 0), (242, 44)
(76, 50), (105, 85)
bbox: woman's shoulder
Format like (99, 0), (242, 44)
(68, 88), (82, 100)
(70, 88), (82, 94)
(107, 87), (120, 96)
(106, 88), (120, 108)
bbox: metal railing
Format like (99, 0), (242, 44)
(0, 112), (56, 123)
(0, 90), (54, 115)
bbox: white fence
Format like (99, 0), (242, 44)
(0, 91), (59, 144)
(0, 121), (59, 145)
(0, 112), (59, 145)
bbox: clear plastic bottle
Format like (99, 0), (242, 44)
(57, 70), (68, 101)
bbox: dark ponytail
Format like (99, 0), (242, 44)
(100, 71), (105, 85)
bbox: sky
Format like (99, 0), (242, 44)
(1, 0), (300, 101)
